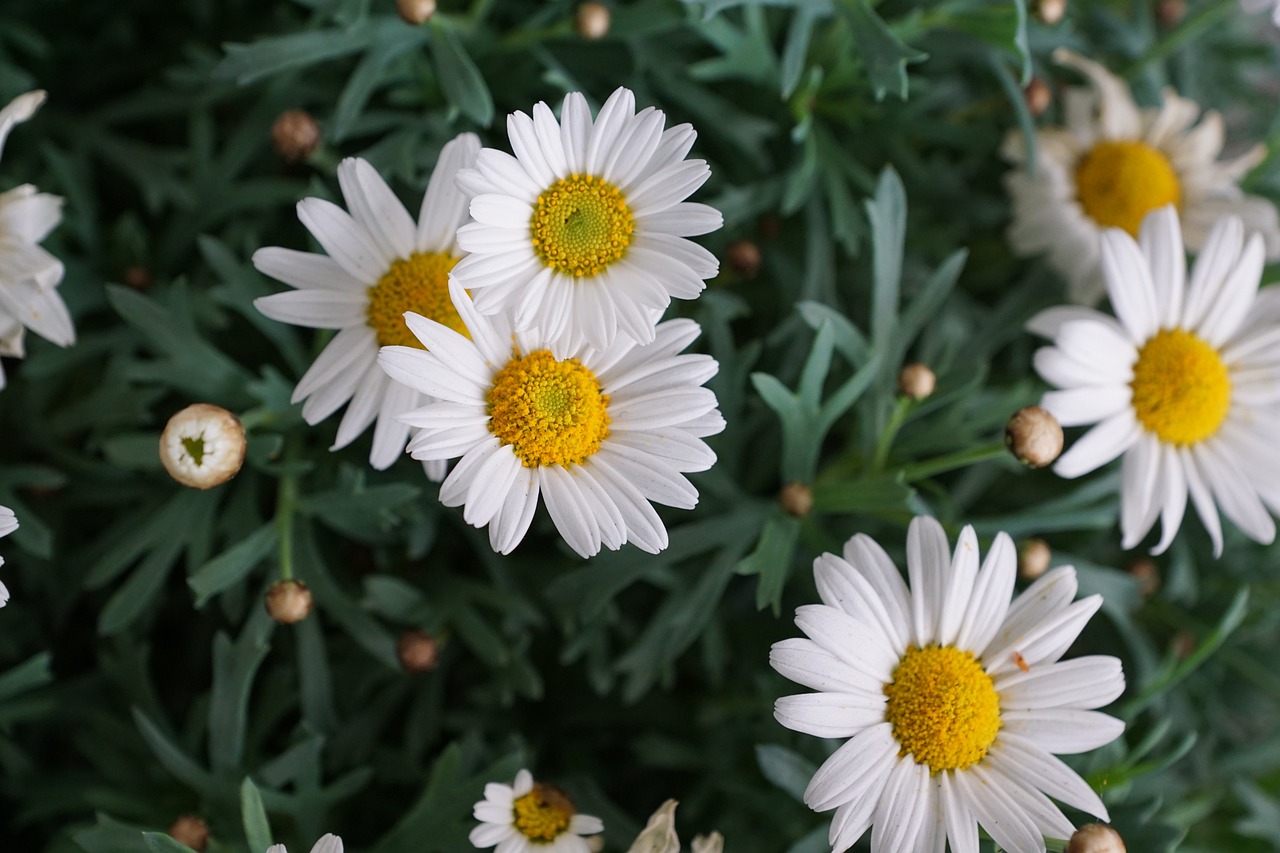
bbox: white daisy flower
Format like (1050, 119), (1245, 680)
(0, 89), (74, 389)
(469, 768), (603, 853)
(1030, 206), (1280, 556)
(252, 133), (481, 474)
(772, 517), (1125, 853)
(0, 505), (16, 607)
(377, 282), (724, 558)
(1003, 49), (1280, 304)
(266, 834), (341, 853)
(452, 86), (722, 356)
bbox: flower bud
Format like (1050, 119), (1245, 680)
(1157, 0), (1185, 27)
(779, 482), (813, 518)
(627, 800), (679, 853)
(265, 580), (313, 625)
(397, 629), (440, 673)
(271, 109), (321, 162)
(123, 264), (152, 291)
(1127, 557), (1159, 597)
(167, 816), (210, 852)
(726, 239), (762, 278)
(1036, 0), (1066, 24)
(898, 363), (936, 401)
(1005, 405), (1063, 468)
(1018, 538), (1051, 580)
(575, 2), (611, 39)
(397, 0), (437, 24)
(1024, 77), (1052, 117)
(160, 404), (247, 490)
(1067, 824), (1126, 853)
(692, 833), (725, 853)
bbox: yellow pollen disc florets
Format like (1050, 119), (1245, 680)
(530, 173), (635, 277)
(487, 349), (610, 467)
(512, 782), (575, 843)
(1074, 140), (1181, 237)
(365, 251), (465, 348)
(883, 644), (1002, 773)
(1130, 328), (1231, 446)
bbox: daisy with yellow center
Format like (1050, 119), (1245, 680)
(469, 769), (604, 853)
(1031, 206), (1280, 555)
(253, 134), (480, 475)
(1003, 49), (1280, 304)
(377, 282), (724, 557)
(452, 86), (722, 356)
(772, 517), (1125, 853)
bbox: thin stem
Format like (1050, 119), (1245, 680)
(1124, 0), (1236, 73)
(898, 441), (1008, 482)
(275, 445), (299, 582)
(871, 396), (913, 472)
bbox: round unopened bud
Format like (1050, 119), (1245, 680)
(397, 0), (437, 24)
(160, 404), (247, 490)
(726, 239), (762, 278)
(1036, 0), (1066, 24)
(397, 629), (440, 673)
(575, 2), (611, 39)
(779, 482), (813, 518)
(1018, 538), (1051, 580)
(167, 816), (209, 852)
(1127, 557), (1159, 596)
(265, 580), (313, 625)
(271, 109), (321, 162)
(123, 265), (152, 291)
(898, 363), (936, 401)
(1157, 0), (1186, 27)
(1067, 824), (1126, 853)
(1005, 406), (1063, 468)
(1024, 77), (1052, 117)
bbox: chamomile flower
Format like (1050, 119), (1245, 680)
(0, 90), (74, 389)
(452, 87), (722, 355)
(0, 505), (16, 607)
(377, 282), (723, 558)
(772, 517), (1125, 853)
(1003, 49), (1280, 304)
(470, 769), (603, 853)
(1030, 206), (1280, 556)
(253, 133), (480, 475)
(265, 834), (342, 853)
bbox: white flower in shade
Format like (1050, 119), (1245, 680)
(159, 403), (248, 490)
(452, 87), (722, 355)
(253, 133), (481, 475)
(266, 834), (341, 853)
(1003, 49), (1280, 304)
(1241, 0), (1280, 25)
(1030, 206), (1280, 556)
(772, 517), (1125, 853)
(378, 282), (724, 558)
(470, 769), (603, 853)
(0, 90), (74, 389)
(0, 505), (16, 607)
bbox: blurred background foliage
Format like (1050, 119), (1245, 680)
(0, 0), (1277, 850)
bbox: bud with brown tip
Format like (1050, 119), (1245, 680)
(271, 109), (321, 162)
(1006, 405), (1063, 468)
(779, 482), (813, 518)
(1127, 557), (1159, 597)
(1024, 77), (1052, 117)
(576, 2), (611, 39)
(123, 265), (153, 291)
(1157, 0), (1186, 27)
(1018, 538), (1051, 580)
(397, 0), (437, 25)
(397, 629), (440, 672)
(167, 816), (209, 852)
(1036, 0), (1066, 24)
(265, 580), (313, 624)
(898, 363), (936, 401)
(1067, 824), (1126, 853)
(160, 404), (247, 490)
(726, 239), (762, 278)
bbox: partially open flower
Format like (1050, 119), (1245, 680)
(167, 816), (210, 852)
(160, 404), (247, 490)
(1006, 405), (1064, 468)
(690, 834), (723, 853)
(1067, 823), (1126, 853)
(265, 580), (313, 625)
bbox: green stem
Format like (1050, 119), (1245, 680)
(870, 397), (912, 472)
(1124, 0), (1237, 73)
(275, 447), (299, 582)
(898, 441), (1008, 482)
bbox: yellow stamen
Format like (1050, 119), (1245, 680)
(883, 645), (1001, 773)
(487, 349), (610, 467)
(1074, 140), (1181, 237)
(365, 251), (465, 348)
(530, 173), (635, 277)
(1130, 328), (1231, 445)
(512, 782), (575, 842)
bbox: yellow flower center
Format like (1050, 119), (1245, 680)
(487, 349), (610, 467)
(530, 174), (635, 277)
(365, 251), (466, 348)
(1074, 140), (1181, 237)
(512, 782), (575, 843)
(1130, 328), (1231, 446)
(883, 645), (1001, 773)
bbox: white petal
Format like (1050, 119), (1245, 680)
(956, 532), (1015, 656)
(1053, 412), (1140, 479)
(337, 158), (416, 261)
(773, 692), (886, 738)
(1099, 229), (1158, 343)
(1137, 206), (1185, 328)
(420, 132), (481, 251)
(906, 516), (950, 645)
(1000, 709), (1125, 754)
(253, 246), (364, 291)
(297, 198), (389, 281)
(253, 289), (367, 328)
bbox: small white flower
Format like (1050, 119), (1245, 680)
(470, 769), (603, 853)
(378, 282), (724, 558)
(159, 403), (248, 490)
(253, 133), (480, 475)
(1030, 206), (1280, 556)
(452, 86), (722, 355)
(0, 90), (74, 389)
(1003, 49), (1280, 304)
(0, 504), (16, 607)
(772, 517), (1125, 853)
(266, 834), (342, 853)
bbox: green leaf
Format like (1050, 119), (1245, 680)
(937, 0), (1030, 83)
(865, 167), (907, 353)
(217, 26), (374, 84)
(840, 0), (927, 101)
(810, 474), (914, 514)
(99, 536), (185, 636)
(142, 834), (197, 853)
(209, 620), (272, 771)
(428, 23), (494, 126)
(187, 521), (279, 607)
(0, 653), (53, 703)
(132, 709), (214, 794)
(755, 743), (818, 803)
(735, 513), (802, 613)
(241, 777), (274, 853)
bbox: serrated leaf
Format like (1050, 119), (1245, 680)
(428, 23), (494, 126)
(840, 0), (927, 101)
(735, 514), (802, 613)
(241, 777), (274, 853)
(187, 522), (278, 607)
